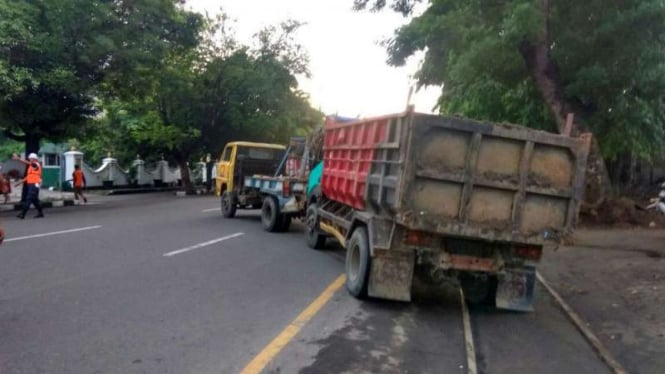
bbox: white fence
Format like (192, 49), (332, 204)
(65, 152), (205, 188)
(0, 151), (208, 189)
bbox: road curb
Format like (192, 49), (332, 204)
(0, 199), (76, 212)
(106, 187), (180, 195)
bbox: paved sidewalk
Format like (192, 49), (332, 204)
(0, 186), (75, 211)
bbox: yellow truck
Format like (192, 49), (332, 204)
(215, 141), (286, 218)
(215, 140), (311, 232)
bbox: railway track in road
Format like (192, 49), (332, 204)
(245, 242), (628, 374)
(465, 273), (627, 374)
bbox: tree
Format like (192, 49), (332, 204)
(198, 19), (319, 153)
(355, 0), (665, 202)
(92, 53), (203, 193)
(0, 0), (201, 156)
(86, 16), (322, 193)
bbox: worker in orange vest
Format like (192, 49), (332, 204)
(13, 153), (44, 219)
(72, 164), (88, 203)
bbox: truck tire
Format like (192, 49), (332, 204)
(221, 191), (236, 218)
(460, 273), (497, 306)
(305, 203), (326, 249)
(345, 226), (371, 298)
(261, 196), (283, 232)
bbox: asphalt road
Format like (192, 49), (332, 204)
(0, 193), (610, 373)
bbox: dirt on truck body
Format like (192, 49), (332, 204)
(306, 108), (591, 311)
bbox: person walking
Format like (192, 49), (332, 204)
(13, 153), (44, 219)
(72, 164), (87, 203)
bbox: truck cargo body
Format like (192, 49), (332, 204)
(309, 110), (590, 311)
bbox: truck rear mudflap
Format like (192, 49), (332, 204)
(368, 248), (415, 302)
(496, 266), (536, 312)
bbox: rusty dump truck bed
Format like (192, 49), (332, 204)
(322, 111), (591, 245)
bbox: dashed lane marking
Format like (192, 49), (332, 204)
(201, 208), (219, 213)
(5, 225), (102, 243)
(239, 274), (346, 374)
(162, 232), (244, 257)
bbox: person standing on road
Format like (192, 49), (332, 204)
(13, 153), (44, 219)
(72, 164), (88, 203)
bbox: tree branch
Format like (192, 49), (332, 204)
(3, 129), (26, 142)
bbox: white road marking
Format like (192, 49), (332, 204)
(459, 288), (478, 374)
(5, 225), (102, 242)
(163, 232), (244, 257)
(537, 272), (628, 374)
(201, 208), (219, 213)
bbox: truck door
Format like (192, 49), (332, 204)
(216, 145), (235, 196)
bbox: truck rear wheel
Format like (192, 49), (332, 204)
(221, 191), (236, 218)
(261, 196), (283, 232)
(460, 273), (497, 306)
(305, 203), (326, 249)
(345, 227), (370, 298)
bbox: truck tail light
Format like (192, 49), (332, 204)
(283, 181), (291, 197)
(405, 230), (434, 247)
(514, 245), (542, 261)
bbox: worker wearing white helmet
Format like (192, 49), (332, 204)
(12, 152), (45, 219)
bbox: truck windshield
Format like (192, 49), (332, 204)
(237, 147), (283, 161)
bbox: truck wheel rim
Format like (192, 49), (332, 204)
(262, 201), (272, 222)
(306, 209), (316, 235)
(222, 194), (230, 211)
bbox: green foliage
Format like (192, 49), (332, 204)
(359, 0), (665, 161)
(79, 14), (321, 171)
(0, 135), (22, 159)
(199, 49), (320, 154)
(3, 1), (321, 175)
(0, 0), (202, 153)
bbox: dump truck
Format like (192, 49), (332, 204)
(305, 109), (591, 311)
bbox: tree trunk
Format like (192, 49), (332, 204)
(519, 0), (610, 210)
(24, 135), (40, 158)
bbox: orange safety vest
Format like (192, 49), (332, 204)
(26, 162), (42, 184)
(73, 169), (84, 187)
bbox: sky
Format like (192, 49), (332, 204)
(186, 0), (441, 117)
